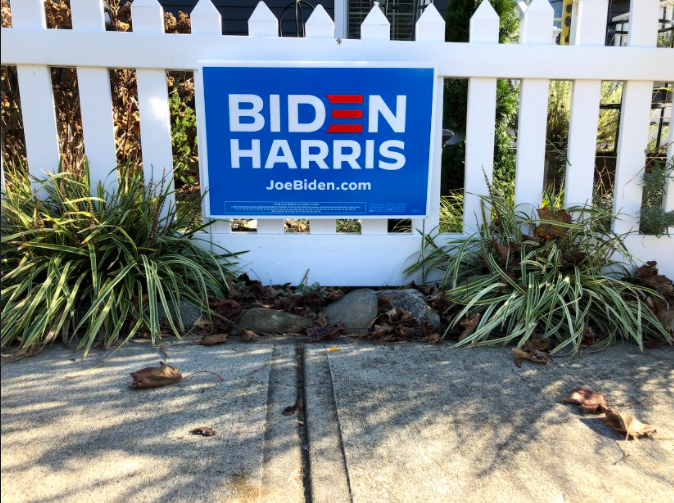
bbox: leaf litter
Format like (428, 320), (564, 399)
(561, 387), (657, 457)
(192, 267), (671, 354)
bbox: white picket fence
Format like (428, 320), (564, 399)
(1, 0), (673, 285)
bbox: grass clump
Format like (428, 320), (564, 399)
(409, 189), (672, 353)
(1, 163), (238, 356)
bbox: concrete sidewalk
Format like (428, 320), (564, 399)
(1, 339), (673, 503)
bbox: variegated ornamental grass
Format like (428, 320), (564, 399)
(409, 190), (672, 353)
(1, 163), (238, 356)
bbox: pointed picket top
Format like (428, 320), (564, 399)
(361, 2), (390, 40)
(306, 5), (334, 38)
(11, 0), (48, 29)
(71, 0), (106, 31)
(249, 1), (278, 37)
(415, 4), (445, 42)
(572, 0), (608, 46)
(192, 0), (222, 35)
(131, 0), (165, 33)
(469, 0), (499, 43)
(626, 0), (660, 47)
(520, 0), (554, 44)
(526, 0), (554, 13)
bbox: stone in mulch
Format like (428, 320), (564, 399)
(376, 289), (441, 328)
(324, 289), (378, 335)
(239, 308), (312, 335)
(157, 300), (203, 330)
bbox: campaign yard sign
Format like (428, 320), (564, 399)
(200, 64), (435, 219)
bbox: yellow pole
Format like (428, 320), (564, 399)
(560, 0), (574, 45)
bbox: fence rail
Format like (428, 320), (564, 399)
(1, 0), (673, 285)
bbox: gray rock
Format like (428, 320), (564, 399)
(157, 300), (204, 330)
(239, 308), (311, 335)
(324, 289), (378, 335)
(376, 289), (441, 328)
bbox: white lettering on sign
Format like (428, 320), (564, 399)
(288, 95), (326, 133)
(368, 96), (407, 133)
(301, 140), (330, 169)
(229, 95), (265, 132)
(379, 140), (406, 170)
(228, 94), (408, 170)
(230, 139), (261, 168)
(265, 140), (297, 169)
(333, 140), (362, 170)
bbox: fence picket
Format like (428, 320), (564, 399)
(463, 1), (499, 233)
(11, 0), (60, 194)
(192, 0), (222, 35)
(665, 119), (673, 232)
(71, 0), (118, 193)
(360, 3), (390, 40)
(360, 4), (391, 235)
(306, 4), (334, 39)
(305, 6), (337, 234)
(192, 0), (230, 233)
(415, 3), (445, 42)
(249, 1), (278, 37)
(514, 0), (553, 214)
(249, 2), (284, 234)
(612, 0), (660, 234)
(414, 4), (445, 234)
(131, 0), (175, 212)
(564, 0), (607, 209)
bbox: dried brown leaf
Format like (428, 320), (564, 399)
(129, 362), (182, 389)
(191, 426), (216, 437)
(458, 313), (481, 341)
(603, 408), (657, 439)
(198, 333), (228, 346)
(194, 318), (213, 330)
(492, 239), (516, 261)
(377, 296), (395, 312)
(535, 208), (573, 240)
(512, 347), (550, 364)
(523, 336), (550, 351)
(239, 329), (260, 343)
(209, 299), (243, 319)
(636, 261), (659, 280)
(308, 323), (346, 342)
(561, 388), (608, 414)
(283, 398), (303, 416)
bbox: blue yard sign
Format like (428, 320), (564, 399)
(200, 64), (435, 218)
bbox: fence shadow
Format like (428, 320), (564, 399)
(317, 341), (674, 501)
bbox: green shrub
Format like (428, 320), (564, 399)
(1, 163), (238, 356)
(409, 190), (671, 353)
(438, 186), (566, 234)
(439, 191), (465, 234)
(640, 158), (674, 236)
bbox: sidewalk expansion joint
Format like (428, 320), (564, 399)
(296, 343), (313, 503)
(325, 350), (354, 503)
